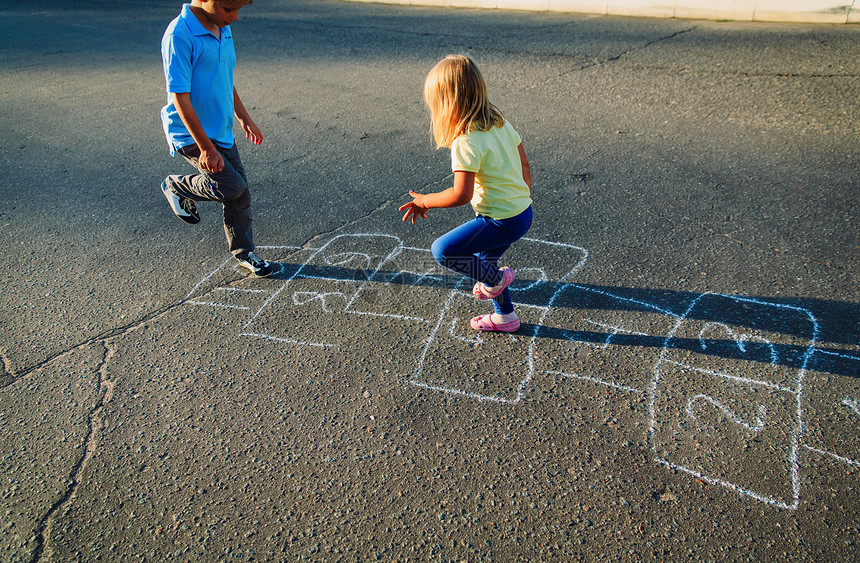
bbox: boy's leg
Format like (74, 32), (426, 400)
(213, 143), (254, 258)
(167, 142), (254, 257)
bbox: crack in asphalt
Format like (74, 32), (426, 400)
(5, 261), (299, 561)
(0, 300), (189, 388)
(546, 26), (699, 82)
(30, 342), (117, 563)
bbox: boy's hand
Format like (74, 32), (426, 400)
(200, 147), (225, 173)
(399, 191), (429, 224)
(241, 119), (263, 145)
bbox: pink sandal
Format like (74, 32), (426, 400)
(473, 282), (490, 300)
(474, 267), (515, 300)
(470, 313), (521, 333)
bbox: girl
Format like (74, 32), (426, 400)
(400, 55), (533, 333)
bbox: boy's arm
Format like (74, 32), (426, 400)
(172, 92), (225, 173)
(234, 87), (263, 145)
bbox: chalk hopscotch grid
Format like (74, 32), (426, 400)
(408, 296), (551, 404)
(246, 235), (430, 336)
(182, 233), (860, 509)
(648, 294), (819, 510)
(409, 237), (589, 404)
(535, 286), (819, 509)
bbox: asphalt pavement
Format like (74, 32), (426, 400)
(0, 0), (858, 560)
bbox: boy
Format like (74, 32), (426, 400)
(160, 0), (275, 277)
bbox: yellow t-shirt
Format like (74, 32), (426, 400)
(451, 120), (532, 220)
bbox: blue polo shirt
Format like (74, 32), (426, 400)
(160, 4), (236, 155)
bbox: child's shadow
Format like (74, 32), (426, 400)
(261, 262), (858, 379)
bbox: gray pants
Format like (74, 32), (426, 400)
(166, 142), (254, 257)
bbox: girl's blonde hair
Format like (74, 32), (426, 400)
(424, 55), (505, 149)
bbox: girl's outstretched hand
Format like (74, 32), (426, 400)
(399, 191), (429, 224)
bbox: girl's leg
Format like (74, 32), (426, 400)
(431, 206), (532, 315)
(431, 216), (508, 286)
(477, 247), (516, 316)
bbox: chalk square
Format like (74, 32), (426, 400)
(243, 234), (411, 343)
(801, 371), (860, 467)
(660, 294), (816, 391)
(534, 285), (677, 393)
(245, 277), (362, 347)
(410, 291), (544, 403)
(348, 246), (456, 323)
(652, 360), (800, 507)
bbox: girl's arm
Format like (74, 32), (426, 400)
(172, 92), (224, 173)
(399, 171), (475, 224)
(234, 87), (263, 145)
(519, 143), (532, 195)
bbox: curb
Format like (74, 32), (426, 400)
(349, 0), (860, 23)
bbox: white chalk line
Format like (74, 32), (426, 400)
(323, 251), (374, 269)
(408, 380), (516, 404)
(686, 394), (767, 433)
(655, 458), (799, 510)
(842, 397), (860, 418)
(213, 287), (270, 294)
(256, 245), (308, 252)
(569, 283), (679, 318)
(812, 348), (860, 362)
(804, 446), (860, 468)
(580, 318), (649, 349)
(185, 300), (251, 311)
(346, 309), (430, 324)
(240, 332), (333, 349)
(185, 255), (234, 299)
(661, 360), (796, 394)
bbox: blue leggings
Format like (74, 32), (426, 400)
(431, 206), (532, 315)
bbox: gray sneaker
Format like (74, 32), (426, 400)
(236, 251), (276, 277)
(161, 179), (200, 224)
